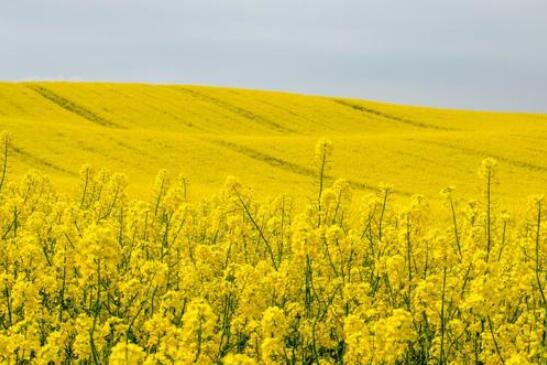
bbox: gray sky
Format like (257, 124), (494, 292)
(1, 0), (546, 112)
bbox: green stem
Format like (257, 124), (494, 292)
(317, 147), (327, 227)
(0, 135), (8, 195)
(485, 167), (492, 261)
(439, 265), (447, 365)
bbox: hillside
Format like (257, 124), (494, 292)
(0, 81), (546, 203)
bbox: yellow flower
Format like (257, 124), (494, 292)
(109, 342), (146, 365)
(223, 353), (258, 365)
(261, 306), (287, 338)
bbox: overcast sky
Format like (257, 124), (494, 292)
(1, 0), (546, 112)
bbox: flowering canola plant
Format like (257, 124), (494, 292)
(0, 132), (545, 364)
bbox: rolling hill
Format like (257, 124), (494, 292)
(0, 81), (546, 204)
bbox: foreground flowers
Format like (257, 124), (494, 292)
(0, 135), (545, 364)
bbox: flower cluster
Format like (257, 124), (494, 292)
(0, 136), (545, 364)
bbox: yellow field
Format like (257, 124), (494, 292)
(0, 133), (545, 364)
(0, 83), (546, 364)
(1, 81), (546, 204)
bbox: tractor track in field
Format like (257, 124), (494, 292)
(106, 87), (207, 132)
(333, 99), (455, 131)
(176, 87), (297, 134)
(412, 139), (547, 173)
(106, 137), (156, 160)
(26, 85), (122, 129)
(207, 138), (411, 196)
(251, 98), (321, 126)
(12, 146), (76, 176)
